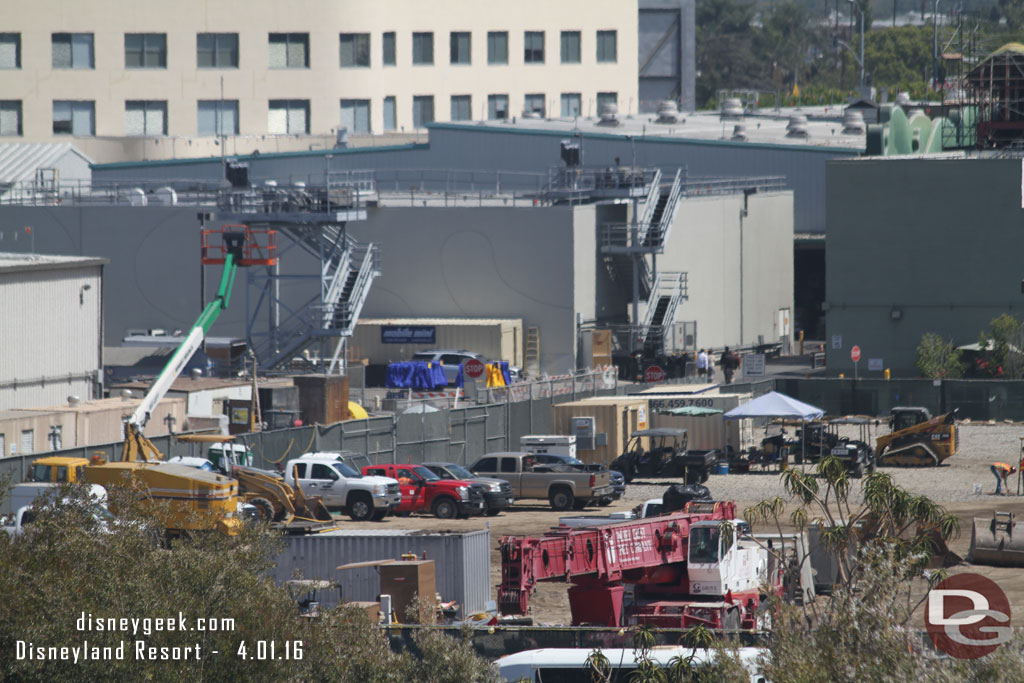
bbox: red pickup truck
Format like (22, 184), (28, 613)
(361, 464), (486, 519)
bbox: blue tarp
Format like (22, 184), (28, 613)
(386, 362), (448, 390)
(723, 391), (824, 421)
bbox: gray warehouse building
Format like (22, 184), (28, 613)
(825, 156), (1024, 375)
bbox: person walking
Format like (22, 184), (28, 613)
(706, 352), (715, 382)
(696, 349), (708, 379)
(721, 347), (740, 385)
(991, 461), (1017, 495)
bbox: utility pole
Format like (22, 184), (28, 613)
(932, 0), (940, 88)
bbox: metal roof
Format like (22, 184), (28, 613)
(0, 142), (93, 183)
(358, 317), (521, 326)
(0, 251), (108, 274)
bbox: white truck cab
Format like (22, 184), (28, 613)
(687, 520), (766, 596)
(285, 453), (401, 521)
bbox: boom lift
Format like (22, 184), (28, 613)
(33, 226), (280, 535)
(499, 501), (782, 631)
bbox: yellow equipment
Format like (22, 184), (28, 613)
(875, 407), (958, 466)
(232, 466), (335, 533)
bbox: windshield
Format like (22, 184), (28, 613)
(447, 464), (476, 479)
(334, 460), (361, 478)
(412, 352), (434, 361)
(30, 464), (51, 482)
(689, 527), (721, 564)
(412, 465), (440, 482)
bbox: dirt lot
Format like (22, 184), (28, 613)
(337, 423), (1024, 625)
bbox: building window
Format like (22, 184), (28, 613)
(268, 99), (309, 134)
(383, 96), (396, 130)
(0, 33), (20, 68)
(524, 94), (545, 117)
(52, 33), (94, 69)
(450, 95), (471, 121)
(20, 429), (33, 456)
(561, 93), (581, 117)
(560, 31), (580, 64)
(197, 33), (238, 68)
(412, 32), (433, 65)
(124, 33), (166, 68)
(0, 101), (22, 136)
(340, 99), (371, 133)
(488, 94), (508, 120)
(524, 31), (544, 64)
(597, 30), (617, 63)
(197, 100), (239, 135)
(125, 100), (167, 136)
(597, 92), (618, 113)
(487, 31), (508, 65)
(53, 101), (94, 135)
(268, 33), (309, 69)
(340, 33), (370, 68)
(382, 32), (395, 66)
(412, 95), (434, 128)
(450, 31), (470, 65)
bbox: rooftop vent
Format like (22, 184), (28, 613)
(120, 389), (133, 401)
(597, 103), (620, 126)
(720, 98), (744, 119)
(731, 124), (747, 141)
(191, 368), (203, 380)
(841, 109), (866, 134)
(786, 114), (808, 130)
(656, 100), (682, 124)
(894, 92), (911, 106)
(67, 395), (80, 407)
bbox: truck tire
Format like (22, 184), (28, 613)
(549, 487), (575, 511)
(432, 496), (458, 519)
(572, 499), (588, 510)
(347, 493), (374, 521)
(248, 497), (275, 523)
(598, 497), (613, 507)
(485, 508), (502, 517)
(370, 509), (388, 521)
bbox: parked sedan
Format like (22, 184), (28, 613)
(529, 453), (625, 506)
(422, 462), (515, 516)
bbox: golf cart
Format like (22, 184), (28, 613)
(611, 428), (714, 484)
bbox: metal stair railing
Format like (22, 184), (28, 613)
(639, 271), (688, 335)
(635, 168), (663, 244)
(649, 169), (683, 249)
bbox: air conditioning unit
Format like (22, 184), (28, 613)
(570, 417), (596, 451)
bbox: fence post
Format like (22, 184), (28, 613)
(505, 389), (511, 451)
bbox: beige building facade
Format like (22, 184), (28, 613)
(0, 0), (638, 156)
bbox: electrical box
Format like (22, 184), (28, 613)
(519, 434), (577, 459)
(570, 417), (596, 451)
(379, 560), (436, 624)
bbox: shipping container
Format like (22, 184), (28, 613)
(351, 318), (523, 368)
(550, 398), (651, 467)
(272, 528), (491, 617)
(642, 392), (755, 451)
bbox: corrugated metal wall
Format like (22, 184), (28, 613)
(0, 264), (102, 411)
(273, 529), (491, 615)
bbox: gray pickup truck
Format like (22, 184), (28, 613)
(469, 452), (614, 510)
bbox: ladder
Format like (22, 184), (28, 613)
(525, 327), (541, 378)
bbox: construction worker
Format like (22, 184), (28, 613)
(991, 462), (1017, 495)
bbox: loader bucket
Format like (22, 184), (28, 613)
(968, 512), (1024, 567)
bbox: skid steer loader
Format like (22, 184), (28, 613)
(875, 407), (958, 467)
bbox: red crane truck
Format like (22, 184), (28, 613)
(498, 501), (783, 631)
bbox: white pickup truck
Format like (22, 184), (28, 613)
(284, 453), (402, 521)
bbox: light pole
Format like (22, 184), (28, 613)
(847, 0), (865, 91)
(932, 0), (940, 88)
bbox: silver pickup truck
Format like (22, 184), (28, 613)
(468, 452), (614, 510)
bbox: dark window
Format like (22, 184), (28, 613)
(412, 32), (433, 65)
(487, 31), (507, 65)
(597, 30), (617, 63)
(0, 33), (20, 69)
(293, 463), (307, 478)
(450, 31), (470, 65)
(125, 33), (167, 68)
(487, 94), (508, 120)
(524, 93), (545, 117)
(53, 33), (94, 69)
(474, 457), (497, 473)
(450, 95), (471, 121)
(197, 33), (238, 68)
(524, 31), (544, 64)
(560, 31), (580, 64)
(597, 91), (618, 112)
(340, 33), (370, 67)
(412, 95), (434, 128)
(0, 100), (22, 136)
(269, 33), (309, 68)
(310, 464), (339, 481)
(366, 467), (387, 477)
(382, 32), (395, 65)
(500, 458), (518, 473)
(561, 93), (581, 117)
(340, 99), (371, 133)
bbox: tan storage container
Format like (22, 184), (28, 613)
(642, 392), (755, 451)
(551, 397), (651, 467)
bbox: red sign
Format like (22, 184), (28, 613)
(463, 358), (485, 379)
(850, 345), (861, 363)
(925, 572), (1011, 659)
(644, 365), (665, 383)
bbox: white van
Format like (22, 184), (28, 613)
(493, 646), (767, 683)
(0, 482), (107, 517)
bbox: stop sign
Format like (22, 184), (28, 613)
(463, 358), (485, 379)
(851, 345), (861, 363)
(644, 365), (666, 383)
